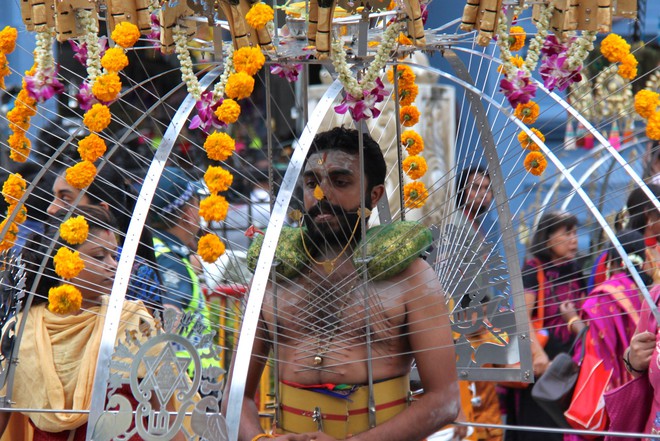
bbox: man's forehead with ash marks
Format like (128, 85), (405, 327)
(305, 150), (359, 176)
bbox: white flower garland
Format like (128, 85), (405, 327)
(495, 1), (555, 79)
(34, 28), (55, 78)
(77, 9), (102, 85)
(565, 31), (597, 71)
(331, 20), (403, 97)
(174, 25), (234, 102)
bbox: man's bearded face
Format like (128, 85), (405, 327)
(303, 199), (366, 247)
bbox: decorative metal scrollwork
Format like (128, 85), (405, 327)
(92, 308), (228, 441)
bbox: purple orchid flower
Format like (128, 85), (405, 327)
(270, 63), (303, 82)
(540, 35), (567, 58)
(69, 37), (108, 66)
(147, 14), (161, 48)
(189, 91), (225, 133)
(25, 66), (65, 103)
(420, 3), (429, 25)
(334, 78), (387, 122)
(539, 54), (583, 92)
(75, 82), (99, 110)
(499, 70), (536, 108)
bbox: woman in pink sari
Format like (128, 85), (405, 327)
(561, 229), (650, 440)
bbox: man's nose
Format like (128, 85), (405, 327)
(46, 199), (62, 215)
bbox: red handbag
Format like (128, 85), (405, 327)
(564, 342), (612, 436)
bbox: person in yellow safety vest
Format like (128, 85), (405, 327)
(148, 166), (218, 372)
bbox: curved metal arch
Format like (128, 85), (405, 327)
(559, 141), (645, 212)
(225, 79), (345, 441)
(443, 45), (660, 322)
(86, 66), (225, 439)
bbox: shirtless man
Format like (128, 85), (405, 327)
(227, 127), (459, 441)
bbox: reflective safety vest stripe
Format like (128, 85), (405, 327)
(153, 237), (218, 370)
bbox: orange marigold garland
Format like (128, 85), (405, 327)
(233, 47), (266, 77)
(402, 155), (428, 180)
(245, 2), (274, 30)
(53, 247), (85, 279)
(60, 215), (89, 245)
(77, 133), (107, 162)
(400, 105), (420, 127)
(518, 128), (545, 151)
(204, 166), (234, 193)
(199, 194), (230, 223)
(204, 132), (236, 161)
(65, 161), (97, 189)
(225, 72), (255, 100)
(215, 99), (241, 124)
(83, 103), (112, 132)
(524, 151), (548, 176)
(634, 89), (659, 119)
(198, 233), (226, 263)
(0, 218), (19, 252)
(401, 130), (424, 155)
(2, 173), (27, 205)
(48, 284), (83, 314)
(403, 181), (428, 209)
(514, 101), (540, 124)
(647, 111), (660, 141)
(111, 22), (141, 49)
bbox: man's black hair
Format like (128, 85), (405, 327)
(307, 127), (386, 190)
(456, 165), (489, 209)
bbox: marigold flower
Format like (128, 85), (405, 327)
(399, 83), (418, 106)
(508, 26), (526, 51)
(647, 111), (660, 141)
(386, 65), (415, 86)
(215, 98), (241, 124)
(498, 55), (524, 74)
(225, 72), (255, 100)
(634, 89), (659, 119)
(518, 128), (545, 151)
(204, 132), (236, 161)
(77, 133), (107, 162)
(524, 151), (548, 176)
(8, 203), (27, 224)
(101, 47), (129, 72)
(65, 161), (97, 189)
(600, 33), (630, 63)
(0, 26), (18, 54)
(234, 47), (266, 76)
(198, 233), (226, 263)
(403, 181), (428, 209)
(514, 101), (540, 124)
(111, 21), (141, 49)
(199, 194), (229, 222)
(48, 284), (82, 315)
(0, 219), (18, 252)
(401, 130), (424, 155)
(245, 2), (274, 30)
(60, 215), (89, 245)
(2, 173), (26, 205)
(400, 105), (420, 127)
(397, 33), (413, 45)
(402, 155), (428, 180)
(204, 166), (234, 193)
(7, 106), (30, 128)
(8, 132), (30, 162)
(15, 89), (37, 115)
(313, 185), (324, 200)
(83, 104), (112, 132)
(92, 72), (122, 103)
(53, 247), (85, 279)
(618, 53), (638, 80)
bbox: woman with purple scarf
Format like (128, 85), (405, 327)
(560, 229), (649, 441)
(504, 211), (585, 441)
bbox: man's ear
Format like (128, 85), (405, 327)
(370, 184), (385, 207)
(98, 201), (111, 212)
